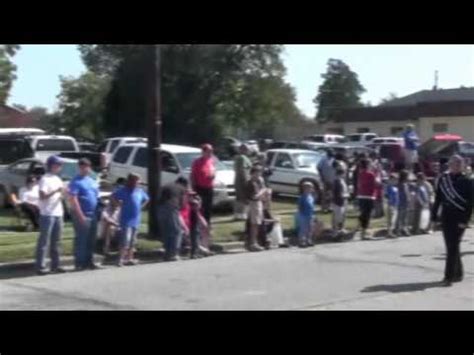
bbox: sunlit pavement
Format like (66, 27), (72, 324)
(0, 229), (473, 310)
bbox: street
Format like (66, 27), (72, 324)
(0, 230), (473, 310)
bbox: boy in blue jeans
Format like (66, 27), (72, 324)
(112, 173), (149, 266)
(297, 181), (315, 247)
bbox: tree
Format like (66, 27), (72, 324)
(313, 58), (366, 123)
(79, 45), (300, 143)
(56, 72), (111, 141)
(11, 103), (27, 111)
(0, 45), (20, 104)
(379, 92), (398, 105)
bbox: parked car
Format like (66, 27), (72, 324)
(0, 137), (34, 166)
(368, 142), (405, 173)
(244, 140), (260, 154)
(214, 136), (241, 160)
(418, 134), (474, 179)
(0, 157), (110, 209)
(108, 143), (235, 207)
(345, 133), (378, 146)
(370, 137), (404, 147)
(78, 142), (98, 152)
(25, 135), (80, 162)
(265, 149), (323, 196)
(303, 134), (345, 145)
(98, 137), (147, 167)
(58, 151), (106, 172)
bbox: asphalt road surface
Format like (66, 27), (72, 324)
(0, 230), (473, 310)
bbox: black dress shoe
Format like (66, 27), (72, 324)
(441, 279), (452, 287)
(452, 277), (463, 283)
(87, 263), (102, 270)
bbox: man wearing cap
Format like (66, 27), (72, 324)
(191, 144), (216, 225)
(402, 123), (420, 171)
(35, 156), (66, 275)
(233, 144), (252, 220)
(68, 158), (101, 271)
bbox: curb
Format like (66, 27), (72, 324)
(0, 255), (105, 273)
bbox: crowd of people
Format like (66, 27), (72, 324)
(6, 124), (473, 286)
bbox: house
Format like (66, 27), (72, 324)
(0, 104), (35, 128)
(322, 87), (474, 142)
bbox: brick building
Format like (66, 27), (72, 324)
(0, 104), (35, 128)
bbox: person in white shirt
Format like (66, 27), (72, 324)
(35, 156), (65, 275)
(17, 175), (40, 230)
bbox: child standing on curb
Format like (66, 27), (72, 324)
(297, 181), (315, 247)
(396, 170), (412, 236)
(112, 173), (149, 267)
(385, 174), (399, 238)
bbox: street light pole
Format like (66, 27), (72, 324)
(148, 44), (162, 239)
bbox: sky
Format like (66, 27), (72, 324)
(8, 44), (474, 117)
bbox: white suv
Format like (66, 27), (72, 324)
(26, 135), (80, 162)
(99, 137), (147, 167)
(108, 143), (235, 207)
(265, 149), (323, 196)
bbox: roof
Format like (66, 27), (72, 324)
(381, 87), (474, 107)
(335, 100), (474, 123)
(266, 149), (320, 154)
(122, 142), (202, 153)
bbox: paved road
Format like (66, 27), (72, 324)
(0, 230), (473, 310)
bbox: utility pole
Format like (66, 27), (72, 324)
(147, 44), (162, 239)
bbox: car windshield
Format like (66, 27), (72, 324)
(459, 142), (474, 155)
(175, 153), (227, 171)
(35, 139), (76, 151)
(292, 153), (323, 168)
(0, 140), (32, 164)
(60, 162), (97, 181)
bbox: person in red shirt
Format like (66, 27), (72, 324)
(356, 159), (376, 240)
(191, 144), (216, 225)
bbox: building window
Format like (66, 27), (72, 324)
(391, 127), (404, 135)
(357, 128), (370, 133)
(433, 123), (448, 133)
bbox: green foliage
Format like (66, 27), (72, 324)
(313, 58), (366, 123)
(55, 72), (111, 141)
(379, 92), (398, 105)
(0, 45), (20, 104)
(79, 45), (300, 144)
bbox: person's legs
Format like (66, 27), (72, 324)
(118, 227), (131, 266)
(35, 216), (53, 272)
(20, 203), (40, 229)
(452, 226), (465, 281)
(49, 217), (63, 271)
(197, 187), (213, 224)
(73, 217), (90, 269)
(442, 223), (457, 281)
(85, 215), (98, 267)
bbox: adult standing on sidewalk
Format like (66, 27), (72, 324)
(233, 144), (252, 220)
(191, 144), (216, 225)
(68, 158), (101, 271)
(432, 155), (473, 287)
(35, 156), (66, 275)
(402, 123), (420, 171)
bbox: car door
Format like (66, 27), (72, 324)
(130, 147), (149, 186)
(109, 146), (135, 182)
(268, 152), (297, 194)
(4, 160), (33, 193)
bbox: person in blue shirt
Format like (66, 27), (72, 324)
(402, 124), (420, 171)
(68, 158), (100, 271)
(112, 173), (149, 266)
(297, 181), (315, 248)
(385, 173), (399, 238)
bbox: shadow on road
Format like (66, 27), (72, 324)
(361, 281), (443, 293)
(401, 254), (422, 258)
